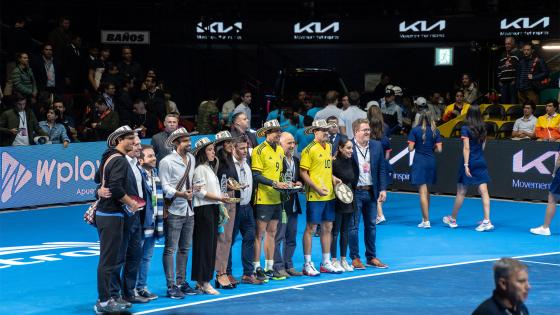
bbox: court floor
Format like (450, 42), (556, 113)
(1, 192), (559, 314)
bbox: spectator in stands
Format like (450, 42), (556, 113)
(517, 43), (549, 105)
(472, 258), (530, 315)
(101, 63), (124, 88)
(62, 34), (85, 93)
(232, 89), (252, 129)
(498, 37), (521, 104)
(427, 92), (444, 122)
(11, 52), (37, 103)
(197, 100), (219, 134)
(140, 75), (166, 122)
(151, 113), (180, 162)
(118, 46), (143, 86)
(380, 88), (402, 135)
(31, 43), (63, 95)
(461, 74), (480, 104)
(88, 47), (110, 93)
(101, 82), (117, 109)
(535, 100), (560, 142)
(47, 17), (71, 59)
(340, 91), (367, 139)
(295, 115), (314, 153)
(39, 108), (70, 147)
(367, 104), (391, 139)
(131, 99), (159, 138)
(53, 99), (77, 141)
(116, 77), (134, 126)
(442, 90), (470, 122)
(315, 90), (346, 134)
(83, 97), (119, 141)
(164, 91), (180, 115)
(373, 73), (391, 101)
(230, 112), (257, 148)
(511, 102), (537, 140)
(0, 93), (47, 146)
(326, 116), (347, 156)
(281, 109), (299, 138)
(221, 91), (240, 128)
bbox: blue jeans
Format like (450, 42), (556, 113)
(348, 190), (377, 260)
(499, 81), (517, 104)
(227, 204), (256, 276)
(136, 235), (156, 290)
(163, 213), (194, 287)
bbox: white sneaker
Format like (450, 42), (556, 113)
(375, 215), (386, 225)
(475, 221), (494, 232)
(340, 260), (354, 272)
(320, 261), (343, 274)
(303, 262), (320, 276)
(443, 215), (458, 228)
(417, 220), (431, 228)
(331, 260), (345, 273)
(530, 226), (551, 236)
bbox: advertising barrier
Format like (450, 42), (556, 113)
(389, 136), (558, 202)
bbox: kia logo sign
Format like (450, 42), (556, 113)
(293, 22), (340, 41)
(399, 20), (446, 32)
(500, 17), (549, 29)
(196, 22), (243, 40)
(512, 150), (557, 174)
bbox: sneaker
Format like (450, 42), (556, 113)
(417, 221), (431, 229)
(443, 215), (458, 228)
(179, 282), (201, 295)
(94, 298), (125, 314)
(123, 295), (150, 304)
(264, 269), (274, 278)
(320, 261), (343, 274)
(136, 288), (158, 300)
(113, 296), (132, 309)
(475, 221), (494, 232)
(254, 267), (269, 282)
(276, 269), (291, 278)
(241, 274), (264, 285)
(530, 226), (551, 236)
(375, 215), (386, 225)
(167, 285), (185, 299)
(303, 262), (320, 276)
(286, 268), (303, 276)
(366, 257), (388, 269)
(340, 260), (354, 272)
(269, 269), (287, 280)
(331, 260), (346, 273)
(351, 258), (366, 270)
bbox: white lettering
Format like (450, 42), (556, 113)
(60, 250), (100, 257)
(36, 160), (56, 186)
(56, 162), (73, 189)
(399, 20), (446, 32)
(500, 17), (549, 30)
(294, 22), (340, 34)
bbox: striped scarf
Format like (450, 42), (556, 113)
(144, 170), (165, 239)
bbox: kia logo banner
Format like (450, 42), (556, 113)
(196, 21), (243, 40)
(399, 20), (447, 39)
(499, 17), (551, 37)
(293, 22), (341, 41)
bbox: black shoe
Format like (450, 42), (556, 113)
(136, 288), (158, 300)
(254, 267), (269, 282)
(264, 269), (274, 278)
(179, 282), (202, 295)
(94, 298), (125, 314)
(167, 285), (185, 299)
(124, 295), (150, 304)
(114, 296), (132, 309)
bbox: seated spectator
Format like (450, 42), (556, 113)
(461, 74), (480, 104)
(511, 102), (537, 140)
(100, 82), (117, 109)
(52, 99), (77, 141)
(535, 100), (560, 142)
(82, 96), (119, 141)
(0, 93), (47, 146)
(130, 99), (159, 138)
(197, 100), (219, 134)
(442, 90), (470, 122)
(100, 62), (123, 88)
(39, 108), (70, 147)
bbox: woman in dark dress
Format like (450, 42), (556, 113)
(530, 147), (559, 236)
(443, 106), (493, 232)
(330, 138), (358, 272)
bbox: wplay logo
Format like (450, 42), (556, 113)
(1, 152), (32, 203)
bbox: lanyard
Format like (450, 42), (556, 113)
(19, 112), (27, 127)
(356, 144), (369, 160)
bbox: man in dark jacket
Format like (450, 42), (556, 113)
(0, 93), (47, 146)
(31, 43), (64, 95)
(517, 43), (549, 105)
(230, 112), (258, 148)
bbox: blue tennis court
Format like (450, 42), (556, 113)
(1, 192), (559, 314)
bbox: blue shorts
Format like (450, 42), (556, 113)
(306, 200), (335, 224)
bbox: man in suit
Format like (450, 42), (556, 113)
(326, 116), (347, 156)
(31, 43), (64, 95)
(348, 118), (388, 270)
(273, 132), (304, 277)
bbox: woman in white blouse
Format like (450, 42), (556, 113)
(191, 137), (233, 295)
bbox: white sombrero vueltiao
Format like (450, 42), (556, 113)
(192, 137), (216, 156)
(165, 127), (198, 148)
(256, 119), (282, 138)
(106, 125), (141, 148)
(214, 130), (236, 146)
(304, 119), (337, 135)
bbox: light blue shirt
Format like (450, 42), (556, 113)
(39, 121), (70, 144)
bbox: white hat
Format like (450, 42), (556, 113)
(192, 137), (215, 156)
(256, 119), (282, 138)
(304, 119), (336, 135)
(415, 97), (427, 106)
(214, 130), (235, 145)
(392, 86), (403, 96)
(366, 100), (380, 110)
(384, 85), (394, 94)
(106, 125), (141, 148)
(165, 127), (198, 148)
(33, 136), (51, 145)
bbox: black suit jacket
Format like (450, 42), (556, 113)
(217, 151), (241, 199)
(281, 155), (302, 215)
(30, 54), (64, 93)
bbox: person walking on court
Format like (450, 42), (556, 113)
(443, 106), (494, 232)
(408, 111), (442, 228)
(530, 146), (559, 236)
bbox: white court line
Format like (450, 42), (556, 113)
(519, 260), (560, 267)
(133, 252), (560, 315)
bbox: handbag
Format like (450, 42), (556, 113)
(83, 153), (121, 226)
(163, 155), (192, 218)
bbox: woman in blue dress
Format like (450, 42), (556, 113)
(368, 106), (392, 224)
(530, 146), (559, 236)
(408, 111), (442, 228)
(443, 106), (493, 232)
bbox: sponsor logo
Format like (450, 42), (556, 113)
(1, 153), (32, 202)
(399, 20), (446, 39)
(293, 22), (340, 41)
(512, 150), (557, 174)
(511, 179), (551, 190)
(101, 30), (150, 44)
(196, 22), (243, 40)
(499, 17), (550, 36)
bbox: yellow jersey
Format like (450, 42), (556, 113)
(251, 141), (284, 205)
(300, 141), (335, 202)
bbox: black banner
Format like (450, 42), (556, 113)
(389, 136), (558, 201)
